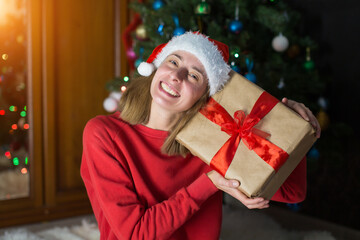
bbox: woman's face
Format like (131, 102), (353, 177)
(150, 51), (208, 114)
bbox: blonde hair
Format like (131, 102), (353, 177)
(118, 72), (209, 157)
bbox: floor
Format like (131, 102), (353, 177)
(1, 197), (359, 240)
(224, 195), (360, 240)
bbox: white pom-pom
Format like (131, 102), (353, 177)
(137, 62), (155, 76)
(272, 33), (289, 52)
(103, 97), (118, 112)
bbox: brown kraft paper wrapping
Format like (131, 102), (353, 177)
(176, 71), (317, 199)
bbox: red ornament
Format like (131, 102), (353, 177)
(122, 13), (143, 70)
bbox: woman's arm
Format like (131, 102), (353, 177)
(271, 156), (307, 203)
(81, 118), (218, 240)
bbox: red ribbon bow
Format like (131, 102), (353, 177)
(200, 92), (289, 176)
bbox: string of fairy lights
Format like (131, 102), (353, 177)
(0, 0), (29, 178)
(0, 104), (29, 175)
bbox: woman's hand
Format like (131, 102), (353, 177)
(207, 170), (269, 209)
(282, 97), (321, 138)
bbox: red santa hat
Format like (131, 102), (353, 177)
(137, 32), (231, 96)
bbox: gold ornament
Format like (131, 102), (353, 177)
(316, 109), (330, 130)
(135, 24), (148, 40)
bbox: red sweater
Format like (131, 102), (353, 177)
(81, 113), (306, 240)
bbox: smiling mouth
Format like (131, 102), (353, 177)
(160, 82), (180, 97)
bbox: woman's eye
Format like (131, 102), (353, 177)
(189, 73), (199, 81)
(169, 60), (178, 66)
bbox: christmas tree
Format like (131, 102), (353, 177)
(109, 0), (326, 111)
(0, 0), (29, 175)
(105, 0), (355, 228)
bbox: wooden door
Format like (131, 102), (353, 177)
(0, 0), (129, 227)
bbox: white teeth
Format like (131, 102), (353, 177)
(161, 82), (179, 97)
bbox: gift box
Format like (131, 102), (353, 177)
(176, 71), (317, 199)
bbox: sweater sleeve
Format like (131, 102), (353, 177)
(81, 118), (218, 240)
(270, 156), (307, 203)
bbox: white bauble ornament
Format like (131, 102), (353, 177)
(272, 33), (289, 52)
(109, 91), (122, 101)
(103, 91), (122, 112)
(103, 97), (118, 112)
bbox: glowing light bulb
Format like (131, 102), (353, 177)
(13, 157), (19, 165)
(11, 124), (18, 130)
(121, 86), (127, 92)
(5, 151), (11, 159)
(9, 106), (17, 112)
(24, 123), (29, 129)
(2, 54), (8, 60)
(21, 168), (28, 174)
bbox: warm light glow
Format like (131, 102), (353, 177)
(121, 86), (127, 92)
(0, 0), (26, 25)
(0, 109), (5, 115)
(23, 123), (29, 129)
(11, 124), (18, 130)
(1, 53), (8, 60)
(16, 34), (24, 43)
(21, 167), (28, 174)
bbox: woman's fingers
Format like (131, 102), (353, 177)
(282, 97), (321, 138)
(230, 190), (269, 209)
(207, 171), (270, 209)
(222, 182), (269, 209)
(246, 199), (270, 209)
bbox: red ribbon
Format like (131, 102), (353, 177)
(200, 92), (289, 176)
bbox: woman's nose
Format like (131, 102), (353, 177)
(170, 67), (187, 82)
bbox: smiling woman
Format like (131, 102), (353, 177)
(81, 31), (321, 240)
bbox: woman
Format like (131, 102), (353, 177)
(81, 32), (321, 240)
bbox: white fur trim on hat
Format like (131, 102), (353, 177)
(137, 62), (156, 77)
(153, 32), (231, 95)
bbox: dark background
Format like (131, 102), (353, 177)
(289, 0), (360, 132)
(285, 0), (360, 230)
